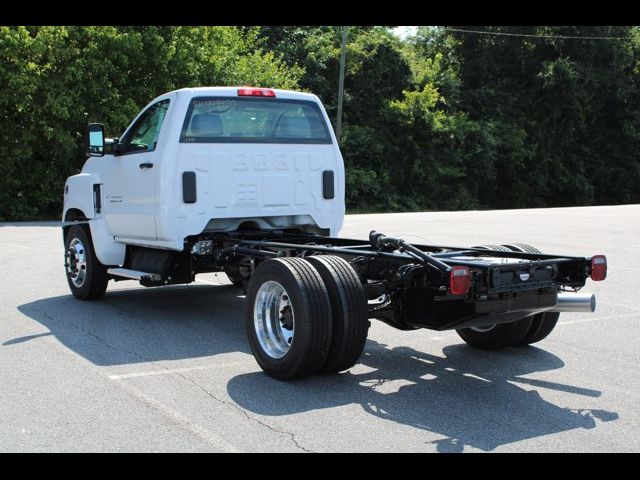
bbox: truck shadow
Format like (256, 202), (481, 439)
(16, 284), (251, 365)
(16, 284), (618, 451)
(227, 341), (618, 452)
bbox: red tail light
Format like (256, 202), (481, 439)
(237, 88), (276, 97)
(450, 266), (471, 295)
(591, 255), (607, 281)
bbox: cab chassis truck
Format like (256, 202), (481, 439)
(63, 87), (607, 380)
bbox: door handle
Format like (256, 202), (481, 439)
(139, 162), (154, 169)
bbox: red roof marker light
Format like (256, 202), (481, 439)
(450, 266), (471, 295)
(237, 88), (276, 97)
(591, 255), (607, 281)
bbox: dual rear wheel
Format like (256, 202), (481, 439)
(456, 311), (560, 350)
(456, 243), (560, 350)
(245, 256), (369, 380)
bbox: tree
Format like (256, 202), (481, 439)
(0, 26), (302, 220)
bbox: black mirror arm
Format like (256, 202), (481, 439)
(105, 138), (124, 155)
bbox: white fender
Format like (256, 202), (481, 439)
(88, 217), (126, 266)
(63, 173), (97, 220)
(63, 172), (126, 266)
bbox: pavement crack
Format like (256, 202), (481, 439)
(40, 309), (309, 452)
(175, 371), (314, 453)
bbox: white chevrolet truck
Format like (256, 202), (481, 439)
(63, 87), (607, 379)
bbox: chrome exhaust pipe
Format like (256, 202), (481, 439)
(548, 293), (596, 313)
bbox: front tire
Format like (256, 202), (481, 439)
(64, 224), (108, 300)
(245, 258), (332, 380)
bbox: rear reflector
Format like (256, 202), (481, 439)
(450, 266), (471, 295)
(591, 255), (607, 281)
(237, 88), (276, 97)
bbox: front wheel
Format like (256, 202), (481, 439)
(64, 224), (108, 300)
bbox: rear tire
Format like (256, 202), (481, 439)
(501, 243), (561, 346)
(306, 255), (369, 374)
(245, 257), (332, 380)
(517, 312), (560, 345)
(64, 225), (108, 300)
(224, 258), (251, 288)
(473, 244), (513, 251)
(502, 243), (543, 254)
(456, 317), (534, 350)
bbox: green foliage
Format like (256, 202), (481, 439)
(2, 25), (640, 219)
(264, 25), (640, 212)
(0, 26), (301, 220)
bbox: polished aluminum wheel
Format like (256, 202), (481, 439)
(66, 237), (87, 288)
(253, 280), (294, 359)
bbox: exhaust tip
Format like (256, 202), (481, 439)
(550, 293), (597, 313)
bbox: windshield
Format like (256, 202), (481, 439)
(179, 96), (333, 144)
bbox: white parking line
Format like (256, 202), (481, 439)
(109, 361), (248, 380)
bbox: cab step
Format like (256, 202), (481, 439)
(107, 268), (161, 282)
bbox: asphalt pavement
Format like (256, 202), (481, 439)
(1, 205), (638, 452)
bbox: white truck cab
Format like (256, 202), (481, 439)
(63, 87), (345, 267)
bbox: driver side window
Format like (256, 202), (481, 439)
(121, 100), (170, 154)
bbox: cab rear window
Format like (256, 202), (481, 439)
(179, 97), (332, 144)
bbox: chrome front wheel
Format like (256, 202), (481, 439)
(66, 237), (87, 288)
(64, 225), (108, 300)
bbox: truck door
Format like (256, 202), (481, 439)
(102, 98), (171, 240)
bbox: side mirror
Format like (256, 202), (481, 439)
(86, 123), (105, 157)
